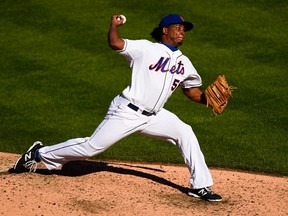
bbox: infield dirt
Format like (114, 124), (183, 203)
(0, 152), (287, 216)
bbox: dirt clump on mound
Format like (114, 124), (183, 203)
(0, 152), (287, 216)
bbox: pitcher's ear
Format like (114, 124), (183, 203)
(162, 27), (168, 35)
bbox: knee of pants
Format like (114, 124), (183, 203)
(176, 123), (194, 137)
(86, 137), (116, 157)
(175, 124), (197, 145)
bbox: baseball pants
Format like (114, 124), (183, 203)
(38, 95), (213, 189)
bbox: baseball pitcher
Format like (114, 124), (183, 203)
(10, 14), (232, 202)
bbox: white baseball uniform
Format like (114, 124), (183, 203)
(38, 39), (213, 189)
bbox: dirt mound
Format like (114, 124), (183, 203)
(0, 152), (287, 216)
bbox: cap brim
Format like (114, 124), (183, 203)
(182, 21), (193, 31)
(165, 21), (193, 31)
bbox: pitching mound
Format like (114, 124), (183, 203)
(0, 152), (287, 216)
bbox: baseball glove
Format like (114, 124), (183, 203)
(205, 74), (236, 115)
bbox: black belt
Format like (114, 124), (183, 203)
(127, 103), (156, 116)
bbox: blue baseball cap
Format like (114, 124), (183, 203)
(159, 14), (193, 31)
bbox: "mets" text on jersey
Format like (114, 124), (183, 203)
(149, 57), (184, 75)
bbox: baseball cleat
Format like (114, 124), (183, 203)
(188, 187), (222, 202)
(9, 141), (43, 173)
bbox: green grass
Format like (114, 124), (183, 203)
(0, 0), (287, 175)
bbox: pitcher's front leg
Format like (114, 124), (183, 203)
(139, 108), (213, 189)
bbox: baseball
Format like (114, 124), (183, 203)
(117, 15), (126, 24)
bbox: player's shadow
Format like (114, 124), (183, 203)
(36, 160), (189, 194)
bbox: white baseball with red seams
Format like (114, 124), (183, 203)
(117, 15), (126, 24)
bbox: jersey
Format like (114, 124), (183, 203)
(118, 39), (202, 113)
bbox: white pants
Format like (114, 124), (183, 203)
(38, 95), (213, 189)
